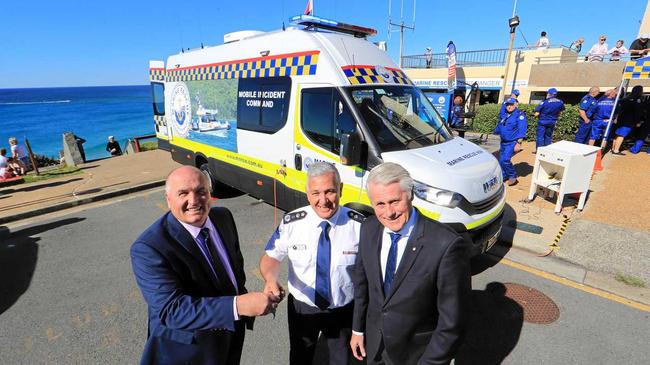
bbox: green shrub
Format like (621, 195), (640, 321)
(139, 141), (158, 152)
(471, 103), (581, 142)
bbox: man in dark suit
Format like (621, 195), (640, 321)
(350, 162), (471, 365)
(131, 166), (275, 365)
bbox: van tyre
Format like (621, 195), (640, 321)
(199, 163), (218, 197)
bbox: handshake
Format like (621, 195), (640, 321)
(236, 280), (285, 317)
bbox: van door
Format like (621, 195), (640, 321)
(295, 85), (366, 208)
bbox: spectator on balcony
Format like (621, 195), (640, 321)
(574, 87), (600, 144)
(534, 88), (565, 150)
(588, 89), (618, 146)
(569, 38), (585, 53)
(587, 36), (609, 62)
(608, 40), (629, 62)
(533, 31), (550, 50)
(499, 89), (520, 120)
(629, 34), (650, 60)
(425, 47), (433, 68)
(612, 85), (644, 155)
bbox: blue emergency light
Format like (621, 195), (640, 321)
(289, 14), (377, 38)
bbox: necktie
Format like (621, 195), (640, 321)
(198, 228), (236, 294)
(383, 232), (402, 295)
(315, 221), (331, 310)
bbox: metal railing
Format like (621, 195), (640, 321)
(534, 54), (635, 64)
(402, 47), (527, 69)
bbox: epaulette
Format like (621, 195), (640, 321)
(347, 210), (366, 223)
(283, 210), (308, 224)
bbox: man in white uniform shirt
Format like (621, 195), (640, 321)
(260, 162), (364, 365)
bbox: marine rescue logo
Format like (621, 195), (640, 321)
(171, 83), (192, 137)
(482, 176), (499, 193)
(375, 65), (393, 83)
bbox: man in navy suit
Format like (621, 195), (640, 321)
(131, 166), (276, 365)
(350, 162), (471, 365)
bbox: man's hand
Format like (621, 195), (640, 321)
(514, 142), (522, 153)
(263, 280), (285, 303)
(236, 292), (276, 317)
(350, 333), (366, 360)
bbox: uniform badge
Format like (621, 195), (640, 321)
(284, 210), (308, 224)
(520, 115), (525, 120)
(347, 210), (365, 223)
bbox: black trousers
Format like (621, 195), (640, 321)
(288, 294), (353, 365)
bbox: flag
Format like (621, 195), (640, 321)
(446, 41), (457, 92)
(304, 0), (313, 15)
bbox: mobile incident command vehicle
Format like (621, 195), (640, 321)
(149, 15), (505, 255)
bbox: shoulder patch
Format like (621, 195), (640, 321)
(284, 210), (308, 224)
(347, 210), (366, 223)
(519, 115), (525, 120)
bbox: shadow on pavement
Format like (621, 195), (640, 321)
(0, 177), (84, 194)
(0, 217), (86, 316)
(515, 161), (534, 178)
(455, 282), (523, 365)
(471, 204), (516, 276)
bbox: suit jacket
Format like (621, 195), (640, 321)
(131, 207), (252, 365)
(352, 210), (471, 365)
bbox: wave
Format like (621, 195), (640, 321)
(0, 100), (71, 105)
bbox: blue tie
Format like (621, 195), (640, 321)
(384, 232), (402, 295)
(315, 221), (331, 310)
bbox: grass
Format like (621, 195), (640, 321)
(23, 165), (83, 183)
(614, 272), (646, 288)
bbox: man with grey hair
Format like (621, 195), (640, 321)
(575, 86), (600, 144)
(260, 161), (364, 365)
(350, 162), (470, 365)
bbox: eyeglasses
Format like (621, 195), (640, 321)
(600, 38), (606, 41)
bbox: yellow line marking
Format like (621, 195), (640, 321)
(499, 258), (650, 313)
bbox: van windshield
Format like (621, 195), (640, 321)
(345, 85), (453, 152)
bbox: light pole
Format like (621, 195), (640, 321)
(499, 15), (520, 103)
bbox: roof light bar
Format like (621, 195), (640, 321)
(289, 14), (377, 38)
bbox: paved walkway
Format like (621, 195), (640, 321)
(0, 150), (180, 224)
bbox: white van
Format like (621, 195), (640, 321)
(149, 15), (505, 255)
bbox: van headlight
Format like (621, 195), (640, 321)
(413, 181), (463, 208)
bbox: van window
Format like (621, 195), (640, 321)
(237, 77), (291, 133)
(345, 85), (452, 152)
(151, 82), (165, 116)
(301, 88), (356, 154)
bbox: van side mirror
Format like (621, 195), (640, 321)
(340, 133), (361, 166)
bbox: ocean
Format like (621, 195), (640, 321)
(0, 85), (155, 161)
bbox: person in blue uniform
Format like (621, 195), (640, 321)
(534, 88), (565, 150)
(574, 87), (600, 144)
(494, 97), (528, 186)
(499, 89), (520, 120)
(450, 95), (464, 127)
(588, 89), (618, 146)
(612, 85), (644, 155)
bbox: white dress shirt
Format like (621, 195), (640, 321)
(380, 208), (418, 281)
(265, 206), (363, 309)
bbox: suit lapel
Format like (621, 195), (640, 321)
(370, 222), (386, 301)
(165, 213), (224, 290)
(384, 212), (425, 305)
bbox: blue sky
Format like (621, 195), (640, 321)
(1, 0), (646, 88)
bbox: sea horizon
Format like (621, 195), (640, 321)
(0, 85), (155, 161)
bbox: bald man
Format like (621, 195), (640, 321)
(131, 166), (275, 365)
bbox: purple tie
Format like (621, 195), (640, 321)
(198, 228), (238, 293)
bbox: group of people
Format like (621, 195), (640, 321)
(0, 137), (31, 179)
(131, 163), (470, 365)
(571, 33), (650, 62)
(576, 86), (650, 155)
(494, 85), (650, 186)
(534, 31), (649, 62)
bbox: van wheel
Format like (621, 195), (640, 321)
(199, 163), (218, 196)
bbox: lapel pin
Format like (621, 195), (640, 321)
(412, 247), (417, 251)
